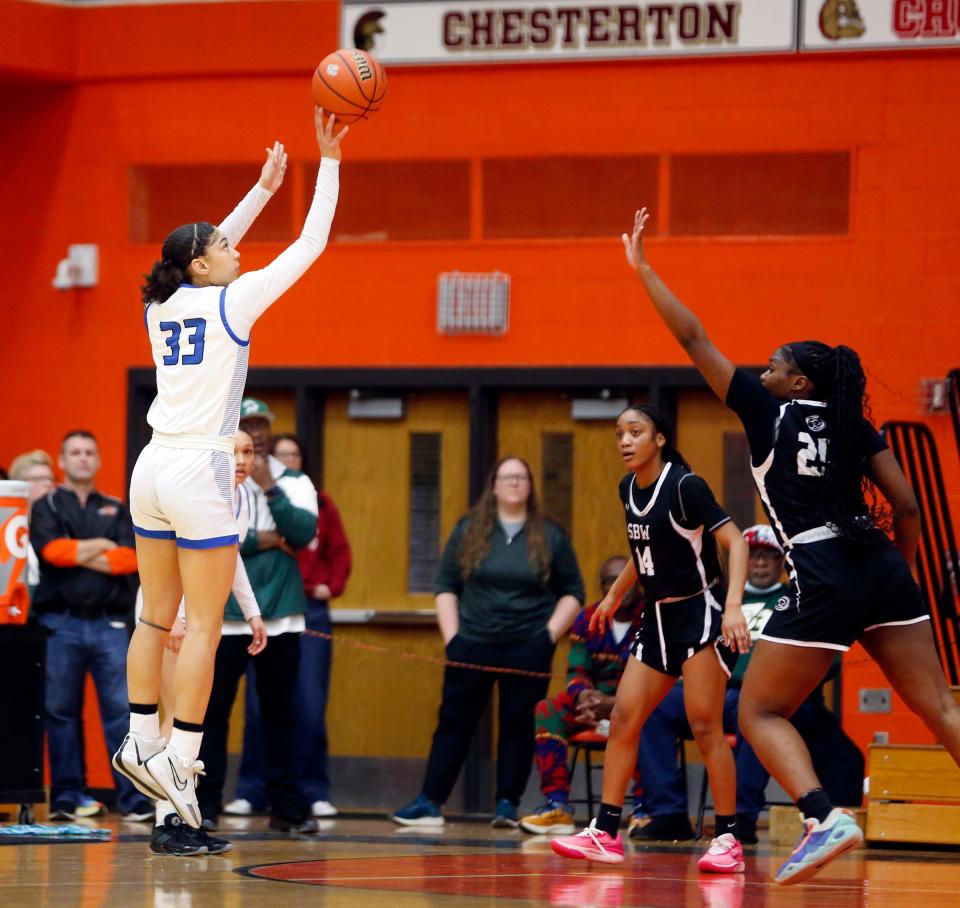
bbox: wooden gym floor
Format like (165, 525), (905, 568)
(2, 816), (959, 907)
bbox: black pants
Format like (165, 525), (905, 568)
(422, 632), (554, 807)
(197, 632), (308, 822)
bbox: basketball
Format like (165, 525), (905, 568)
(311, 49), (387, 125)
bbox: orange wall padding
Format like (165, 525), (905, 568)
(4, 3), (960, 774)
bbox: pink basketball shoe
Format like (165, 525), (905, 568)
(697, 833), (745, 873)
(551, 820), (625, 864)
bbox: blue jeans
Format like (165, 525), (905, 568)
(38, 611), (146, 814)
(638, 685), (743, 817)
(237, 599), (333, 806)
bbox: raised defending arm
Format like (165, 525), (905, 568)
(623, 208), (736, 402)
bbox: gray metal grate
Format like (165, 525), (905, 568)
(437, 271), (510, 335)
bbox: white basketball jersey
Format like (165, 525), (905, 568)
(144, 285), (249, 439)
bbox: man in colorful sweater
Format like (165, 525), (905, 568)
(520, 556), (644, 835)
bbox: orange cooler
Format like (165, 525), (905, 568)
(0, 480), (31, 625)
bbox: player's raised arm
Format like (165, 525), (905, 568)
(623, 208), (736, 402)
(224, 109), (347, 336)
(217, 141), (288, 248)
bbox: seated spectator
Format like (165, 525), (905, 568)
(520, 556), (645, 835)
(391, 456), (585, 828)
(9, 449), (55, 594)
(636, 525), (864, 843)
(30, 430), (151, 822)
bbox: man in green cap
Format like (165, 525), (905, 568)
(197, 397), (320, 833)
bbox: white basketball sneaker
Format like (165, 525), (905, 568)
(112, 733), (166, 802)
(144, 745), (205, 829)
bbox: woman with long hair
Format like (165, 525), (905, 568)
(620, 208), (960, 884)
(112, 109), (347, 837)
(551, 406), (750, 870)
(391, 456), (585, 827)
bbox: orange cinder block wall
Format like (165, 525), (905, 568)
(3, 2), (959, 789)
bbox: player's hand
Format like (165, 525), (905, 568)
(315, 107), (349, 161)
(621, 208), (651, 274)
(589, 591), (620, 636)
(247, 617), (268, 655)
(258, 141), (288, 193)
(165, 617), (186, 654)
(721, 603), (751, 654)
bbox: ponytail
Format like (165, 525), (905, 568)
(141, 221), (216, 306)
(782, 340), (884, 540)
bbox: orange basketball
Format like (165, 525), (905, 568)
(311, 49), (387, 125)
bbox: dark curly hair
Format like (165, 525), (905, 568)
(781, 340), (887, 540)
(458, 455), (551, 581)
(141, 221), (217, 306)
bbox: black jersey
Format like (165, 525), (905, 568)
(725, 368), (887, 547)
(618, 462), (731, 604)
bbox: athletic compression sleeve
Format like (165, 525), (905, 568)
(222, 158), (340, 338)
(232, 553), (261, 621)
(218, 184), (273, 248)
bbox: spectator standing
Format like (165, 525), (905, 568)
(391, 455), (585, 828)
(278, 434), (351, 817)
(521, 556), (645, 835)
(210, 398), (319, 833)
(30, 430), (152, 821)
(9, 449), (55, 593)
(226, 432), (352, 819)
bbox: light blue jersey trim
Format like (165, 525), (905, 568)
(133, 524), (176, 540)
(143, 302), (152, 333)
(219, 287), (249, 347)
(176, 533), (240, 550)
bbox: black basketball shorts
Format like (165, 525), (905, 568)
(631, 589), (738, 679)
(758, 538), (929, 651)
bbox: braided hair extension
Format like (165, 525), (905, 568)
(141, 221), (217, 306)
(782, 341), (888, 539)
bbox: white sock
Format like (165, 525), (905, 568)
(156, 800), (175, 826)
(130, 710), (160, 739)
(169, 727), (203, 763)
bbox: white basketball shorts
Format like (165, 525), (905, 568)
(130, 440), (238, 549)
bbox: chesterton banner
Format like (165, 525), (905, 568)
(801, 0), (960, 50)
(340, 0), (800, 64)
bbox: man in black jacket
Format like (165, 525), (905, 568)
(31, 430), (151, 821)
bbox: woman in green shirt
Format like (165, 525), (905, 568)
(391, 456), (585, 828)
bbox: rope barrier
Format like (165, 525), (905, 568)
(301, 628), (877, 677)
(301, 628), (555, 679)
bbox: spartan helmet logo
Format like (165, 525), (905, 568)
(819, 0), (866, 41)
(806, 414), (826, 432)
(354, 9), (386, 51)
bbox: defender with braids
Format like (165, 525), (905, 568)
(622, 208), (960, 884)
(112, 110), (347, 844)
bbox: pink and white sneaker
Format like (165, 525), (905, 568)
(697, 833), (745, 873)
(551, 820), (625, 864)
